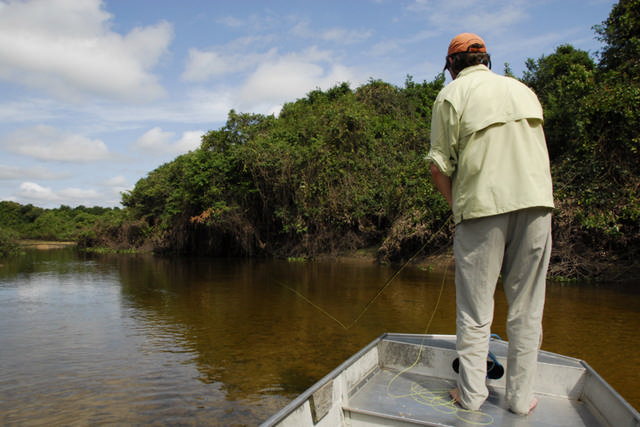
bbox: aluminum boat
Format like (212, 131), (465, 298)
(261, 333), (640, 427)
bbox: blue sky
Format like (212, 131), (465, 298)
(0, 0), (616, 208)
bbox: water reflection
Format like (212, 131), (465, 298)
(0, 249), (638, 426)
(113, 255), (441, 423)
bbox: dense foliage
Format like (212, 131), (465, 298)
(117, 0), (639, 279)
(594, 0), (640, 79)
(121, 77), (451, 259)
(3, 1), (639, 280)
(521, 0), (640, 278)
(0, 227), (20, 257)
(0, 201), (125, 255)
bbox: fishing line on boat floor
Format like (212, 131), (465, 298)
(383, 258), (494, 425)
(387, 380), (495, 425)
(277, 215), (453, 331)
(278, 215), (495, 423)
(385, 259), (449, 393)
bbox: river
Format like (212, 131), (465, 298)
(0, 248), (638, 425)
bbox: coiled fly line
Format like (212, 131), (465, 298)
(278, 214), (497, 424)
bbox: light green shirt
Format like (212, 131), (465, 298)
(427, 65), (554, 224)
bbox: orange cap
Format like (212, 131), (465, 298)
(447, 33), (487, 56)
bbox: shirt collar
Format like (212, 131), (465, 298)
(457, 64), (490, 78)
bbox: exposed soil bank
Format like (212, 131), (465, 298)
(321, 245), (639, 284)
(18, 240), (77, 250)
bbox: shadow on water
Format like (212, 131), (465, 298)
(0, 249), (638, 425)
(101, 252), (461, 424)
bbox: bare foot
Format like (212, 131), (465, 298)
(449, 388), (462, 406)
(510, 397), (538, 415)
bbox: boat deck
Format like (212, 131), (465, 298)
(346, 367), (605, 426)
(261, 334), (640, 427)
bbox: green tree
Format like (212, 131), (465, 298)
(590, 0), (640, 174)
(0, 227), (20, 257)
(120, 78), (448, 259)
(522, 45), (596, 159)
(518, 2), (640, 277)
(503, 63), (514, 77)
(594, 0), (640, 80)
(201, 110), (275, 152)
(30, 211), (70, 240)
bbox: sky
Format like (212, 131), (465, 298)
(0, 0), (617, 209)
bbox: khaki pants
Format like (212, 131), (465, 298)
(453, 208), (552, 414)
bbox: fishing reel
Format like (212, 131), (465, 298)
(452, 334), (505, 380)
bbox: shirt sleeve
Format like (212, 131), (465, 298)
(426, 99), (458, 177)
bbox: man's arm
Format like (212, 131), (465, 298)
(430, 163), (453, 208)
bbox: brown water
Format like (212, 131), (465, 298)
(0, 249), (638, 425)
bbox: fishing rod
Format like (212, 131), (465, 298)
(277, 214), (454, 331)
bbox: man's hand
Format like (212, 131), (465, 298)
(430, 163), (453, 208)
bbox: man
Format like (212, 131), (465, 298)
(426, 33), (554, 415)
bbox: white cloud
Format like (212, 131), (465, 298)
(182, 49), (228, 82)
(181, 15), (370, 115)
(321, 28), (373, 44)
(2, 125), (111, 163)
(102, 175), (128, 187)
(92, 176), (130, 206)
(289, 19), (372, 45)
(58, 187), (101, 201)
(182, 47), (277, 82)
(132, 127), (203, 156)
(290, 20), (312, 39)
(133, 126), (173, 151)
(217, 16), (244, 28)
(241, 59), (323, 105)
(101, 175), (130, 201)
(405, 0), (529, 37)
(371, 40), (401, 57)
(15, 181), (59, 202)
(0, 164), (69, 180)
(238, 48), (357, 113)
(0, 0), (172, 103)
(175, 131), (204, 153)
(14, 181), (107, 207)
(179, 89), (234, 123)
(0, 98), (67, 123)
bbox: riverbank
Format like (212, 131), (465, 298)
(317, 246), (455, 278)
(17, 240), (77, 250)
(2, 249), (637, 424)
(12, 236), (639, 284)
(322, 244), (640, 284)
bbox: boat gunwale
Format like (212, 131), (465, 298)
(260, 333), (640, 426)
(259, 333), (387, 426)
(260, 333), (460, 426)
(579, 360), (640, 425)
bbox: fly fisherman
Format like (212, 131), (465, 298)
(426, 33), (555, 415)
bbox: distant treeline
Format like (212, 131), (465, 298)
(0, 202), (123, 256)
(1, 1), (639, 280)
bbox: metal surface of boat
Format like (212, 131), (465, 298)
(261, 333), (640, 427)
